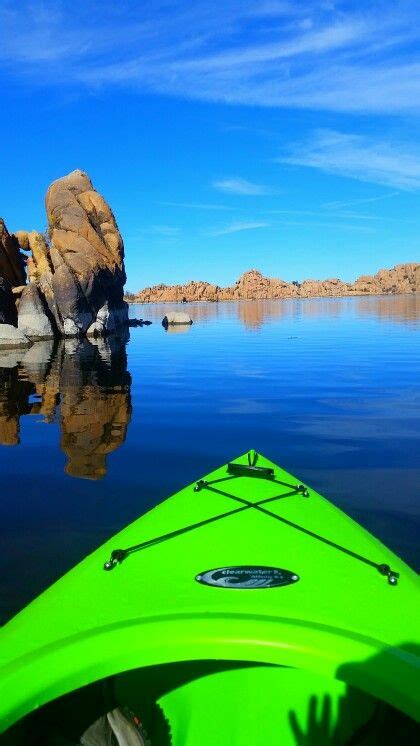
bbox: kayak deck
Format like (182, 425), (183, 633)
(0, 451), (419, 738)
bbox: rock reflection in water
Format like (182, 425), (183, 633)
(238, 295), (420, 327)
(164, 324), (192, 334)
(0, 335), (132, 479)
(237, 300), (286, 329)
(0, 363), (34, 446)
(356, 294), (420, 326)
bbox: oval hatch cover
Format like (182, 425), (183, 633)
(195, 565), (299, 589)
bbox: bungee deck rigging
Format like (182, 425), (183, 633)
(104, 451), (399, 585)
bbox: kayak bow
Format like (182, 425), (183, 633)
(1, 451), (419, 743)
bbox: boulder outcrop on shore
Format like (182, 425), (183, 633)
(131, 263), (419, 303)
(0, 170), (128, 347)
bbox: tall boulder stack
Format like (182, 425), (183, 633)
(42, 169), (128, 336)
(0, 171), (129, 348)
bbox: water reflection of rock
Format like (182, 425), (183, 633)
(238, 295), (420, 326)
(0, 335), (132, 479)
(164, 323), (192, 334)
(237, 301), (286, 329)
(356, 294), (420, 325)
(139, 294), (419, 330)
(0, 364), (33, 445)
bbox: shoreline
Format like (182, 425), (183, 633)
(126, 290), (420, 304)
(125, 264), (419, 305)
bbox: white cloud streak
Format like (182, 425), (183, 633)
(269, 208), (380, 221)
(159, 201), (233, 211)
(210, 221), (269, 236)
(322, 192), (400, 210)
(1, 2), (420, 115)
(213, 177), (269, 195)
(279, 130), (420, 190)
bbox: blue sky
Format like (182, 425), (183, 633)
(0, 0), (419, 290)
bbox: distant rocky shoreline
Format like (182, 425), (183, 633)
(127, 264), (419, 304)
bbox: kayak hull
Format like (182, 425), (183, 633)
(1, 452), (419, 741)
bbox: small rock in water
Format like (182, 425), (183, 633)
(128, 318), (152, 327)
(162, 312), (193, 327)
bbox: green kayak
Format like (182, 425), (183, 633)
(1, 451), (419, 744)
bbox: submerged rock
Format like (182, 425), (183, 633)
(128, 318), (152, 327)
(162, 311), (193, 327)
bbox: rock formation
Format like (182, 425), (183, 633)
(0, 170), (128, 347)
(41, 169), (127, 336)
(18, 283), (54, 340)
(162, 311), (193, 327)
(228, 269), (294, 300)
(136, 280), (220, 304)
(130, 263), (419, 303)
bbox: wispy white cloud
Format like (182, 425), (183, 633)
(213, 177), (269, 195)
(1, 1), (420, 115)
(279, 130), (420, 190)
(0, 4), (154, 63)
(173, 22), (364, 72)
(210, 221), (269, 236)
(269, 208), (380, 221)
(272, 218), (376, 234)
(322, 192), (399, 210)
(159, 201), (233, 211)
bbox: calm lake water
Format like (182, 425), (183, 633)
(1, 294), (419, 622)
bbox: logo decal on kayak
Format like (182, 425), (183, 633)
(195, 566), (299, 589)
